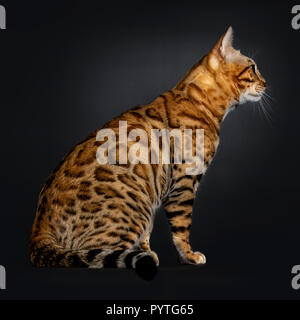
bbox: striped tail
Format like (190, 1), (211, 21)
(30, 240), (157, 280)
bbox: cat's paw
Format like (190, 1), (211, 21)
(149, 250), (159, 266)
(179, 251), (206, 265)
(191, 251), (206, 264)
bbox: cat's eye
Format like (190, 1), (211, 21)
(251, 64), (256, 73)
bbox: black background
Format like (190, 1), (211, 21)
(0, 0), (299, 299)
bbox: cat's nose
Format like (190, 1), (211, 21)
(263, 81), (267, 88)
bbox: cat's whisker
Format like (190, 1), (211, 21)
(259, 94), (274, 126)
(262, 93), (274, 112)
(263, 88), (276, 102)
(254, 100), (263, 121)
(258, 99), (269, 124)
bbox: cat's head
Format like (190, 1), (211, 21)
(207, 26), (267, 104)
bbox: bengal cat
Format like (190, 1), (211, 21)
(30, 27), (267, 280)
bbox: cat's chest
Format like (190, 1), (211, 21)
(213, 139), (220, 156)
(201, 137), (219, 173)
(210, 138), (220, 163)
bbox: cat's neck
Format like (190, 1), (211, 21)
(175, 57), (239, 123)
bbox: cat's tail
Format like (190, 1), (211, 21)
(29, 239), (157, 280)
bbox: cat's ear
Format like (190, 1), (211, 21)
(208, 26), (234, 70)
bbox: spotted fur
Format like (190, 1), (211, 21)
(30, 27), (266, 278)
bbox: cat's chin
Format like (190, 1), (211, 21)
(248, 93), (262, 102)
(239, 92), (262, 104)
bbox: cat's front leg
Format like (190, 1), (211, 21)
(163, 175), (206, 265)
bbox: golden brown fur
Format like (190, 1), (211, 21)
(30, 27), (266, 276)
